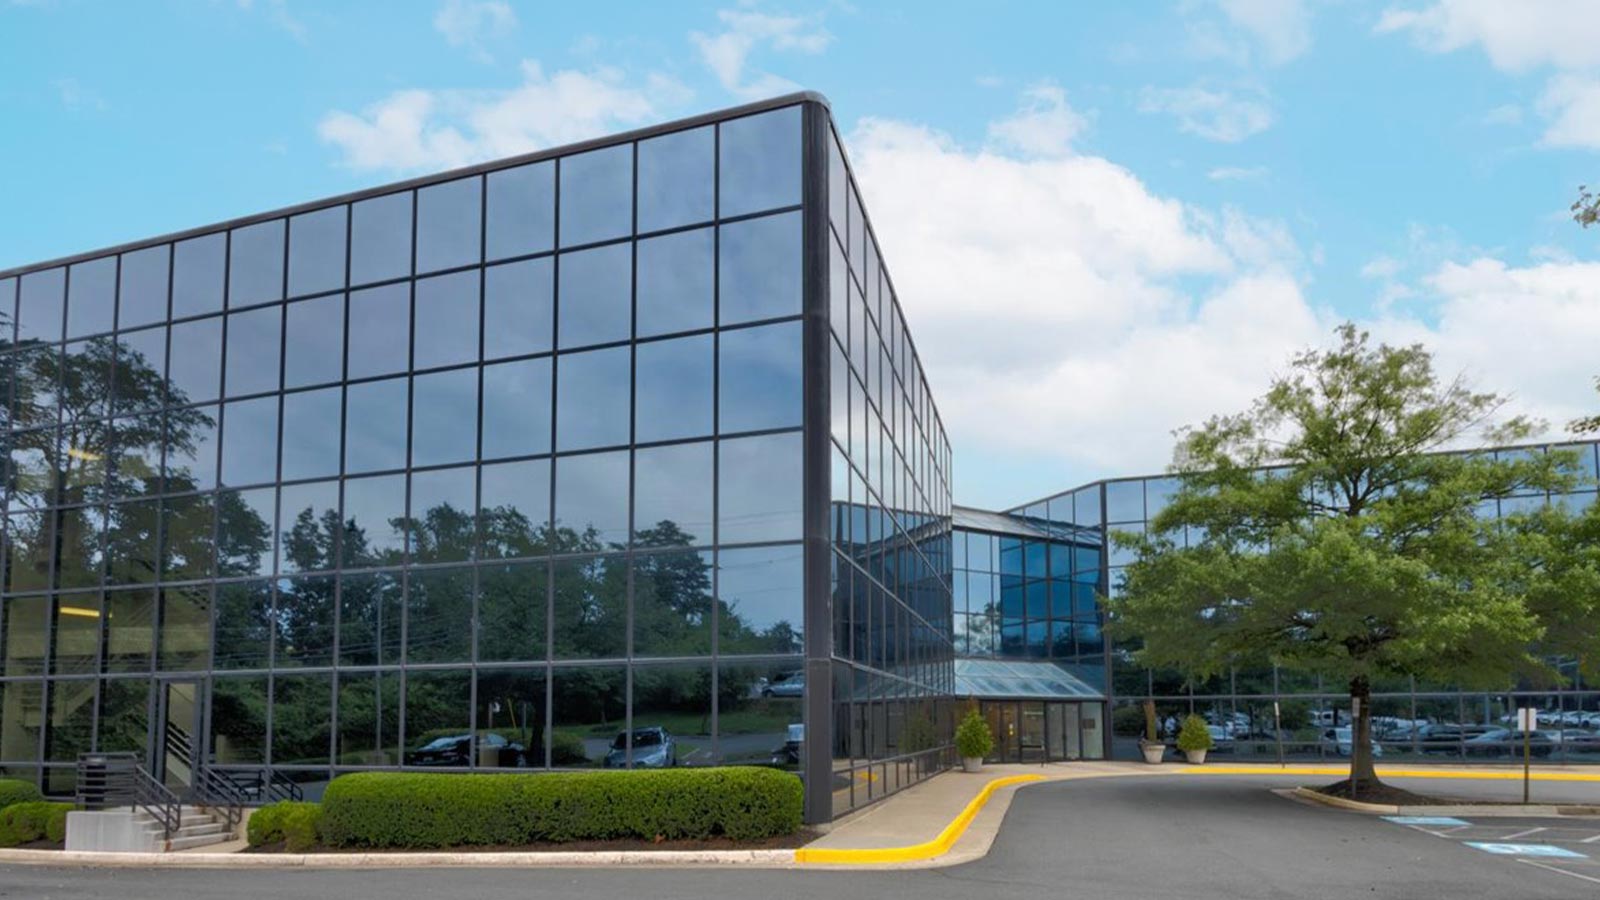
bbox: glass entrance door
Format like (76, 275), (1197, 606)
(1019, 702), (1046, 762)
(155, 680), (203, 792)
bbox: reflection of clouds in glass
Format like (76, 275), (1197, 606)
(719, 321), (801, 433)
(633, 440), (712, 544)
(343, 376), (407, 474)
(412, 367), (478, 466)
(413, 270), (480, 369)
(284, 294), (345, 388)
(558, 243), (631, 349)
(484, 257), (553, 359)
(167, 317), (221, 404)
(559, 143), (631, 248)
(288, 205), (347, 299)
(280, 387), (341, 481)
(228, 219), (285, 308)
(556, 346), (629, 451)
(486, 161), (554, 262)
(717, 544), (802, 636)
(637, 125), (713, 233)
(719, 106), (801, 219)
(636, 228), (713, 337)
(343, 473), (405, 561)
(482, 357), (551, 459)
(718, 432), (801, 544)
(719, 210), (800, 325)
(417, 176), (482, 275)
(347, 283), (410, 379)
(635, 334), (712, 443)
(172, 233), (226, 319)
(554, 450), (628, 544)
(121, 243), (174, 329)
(226, 305), (282, 397)
(220, 396), (278, 487)
(350, 192), (413, 287)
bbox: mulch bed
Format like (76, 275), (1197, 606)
(5, 840), (64, 850)
(243, 828), (819, 854)
(1313, 779), (1471, 806)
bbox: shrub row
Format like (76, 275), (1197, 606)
(0, 802), (73, 847)
(319, 767), (802, 848)
(0, 779), (42, 812)
(247, 801), (324, 852)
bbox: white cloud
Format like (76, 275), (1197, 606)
(318, 61), (680, 172)
(1215, 0), (1312, 64)
(838, 91), (1600, 504)
(691, 8), (830, 100)
(1376, 0), (1600, 72)
(434, 0), (517, 63)
(1360, 255), (1402, 279)
(1207, 165), (1268, 181)
(235, 0), (307, 43)
(1481, 103), (1523, 125)
(984, 82), (1088, 158)
(1538, 74), (1600, 149)
(1139, 85), (1274, 142)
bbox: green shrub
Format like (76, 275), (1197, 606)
(550, 732), (589, 766)
(954, 709), (994, 759)
(1111, 703), (1147, 737)
(1177, 714), (1215, 752)
(247, 801), (322, 849)
(0, 779), (42, 812)
(319, 767), (802, 849)
(0, 801), (74, 847)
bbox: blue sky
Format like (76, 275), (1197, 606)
(4, 0), (1599, 509)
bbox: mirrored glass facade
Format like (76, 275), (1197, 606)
(0, 95), (960, 823)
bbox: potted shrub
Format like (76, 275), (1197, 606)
(1138, 699), (1166, 764)
(1177, 714), (1214, 764)
(955, 709), (995, 773)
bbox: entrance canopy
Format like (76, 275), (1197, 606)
(954, 658), (1106, 701)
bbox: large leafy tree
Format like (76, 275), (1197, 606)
(1108, 324), (1580, 793)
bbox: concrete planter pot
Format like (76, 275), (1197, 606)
(1184, 747), (1208, 765)
(1139, 741), (1166, 764)
(962, 756), (984, 773)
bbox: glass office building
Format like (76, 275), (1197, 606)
(0, 93), (954, 824)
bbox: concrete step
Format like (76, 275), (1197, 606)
(166, 831), (234, 852)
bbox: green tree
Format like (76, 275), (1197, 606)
(1108, 324), (1579, 793)
(1570, 186), (1599, 434)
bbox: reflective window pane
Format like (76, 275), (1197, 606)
(410, 367), (477, 467)
(717, 544), (804, 655)
(551, 665), (623, 761)
(636, 228), (712, 337)
(119, 245), (171, 330)
(555, 346), (629, 451)
(106, 499), (159, 584)
(18, 267), (64, 343)
(67, 256), (116, 338)
(171, 233), (225, 319)
(417, 176), (482, 274)
(637, 125), (713, 233)
(554, 450), (628, 545)
(474, 668), (545, 766)
(339, 574), (401, 666)
(484, 257), (553, 360)
(635, 334), (711, 443)
(407, 568), (473, 663)
(413, 270), (480, 369)
(552, 558), (626, 661)
(720, 211), (801, 326)
(220, 396), (279, 486)
(159, 406), (218, 492)
(275, 578), (335, 668)
(343, 474), (406, 567)
(283, 294), (345, 388)
(486, 160), (554, 261)
(228, 219), (285, 308)
(557, 243), (630, 349)
(224, 305), (282, 397)
(402, 669), (470, 758)
(719, 106), (801, 218)
(482, 357), (551, 460)
(162, 492), (214, 581)
(278, 479), (339, 573)
(344, 376), (408, 474)
(115, 326), (167, 414)
(634, 441), (713, 546)
(346, 283), (410, 379)
(166, 317), (221, 405)
(288, 205), (347, 298)
(104, 588), (156, 672)
(480, 458), (550, 559)
(217, 487), (275, 577)
(337, 672), (400, 765)
(633, 556), (713, 658)
(213, 581), (272, 669)
(410, 466), (476, 564)
(272, 673), (332, 764)
(719, 321), (801, 433)
(280, 387), (342, 481)
(350, 192), (413, 286)
(210, 676), (266, 763)
(559, 144), (632, 247)
(718, 432), (802, 544)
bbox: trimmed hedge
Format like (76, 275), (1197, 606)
(0, 801), (74, 847)
(247, 801), (324, 852)
(0, 778), (42, 812)
(319, 767), (802, 849)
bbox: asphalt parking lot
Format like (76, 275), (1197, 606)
(2, 772), (1597, 899)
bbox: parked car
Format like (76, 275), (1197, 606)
(1320, 727), (1383, 758)
(772, 723), (804, 766)
(1417, 724), (1497, 754)
(602, 726), (678, 768)
(761, 671), (805, 698)
(404, 732), (528, 767)
(1205, 725), (1235, 753)
(1464, 729), (1555, 758)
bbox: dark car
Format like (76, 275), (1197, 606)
(404, 732), (528, 767)
(602, 726), (678, 769)
(1464, 728), (1555, 758)
(1417, 724), (1497, 755)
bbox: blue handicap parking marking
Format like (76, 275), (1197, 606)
(1464, 843), (1589, 859)
(1382, 816), (1469, 827)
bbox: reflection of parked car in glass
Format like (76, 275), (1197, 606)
(405, 733), (528, 767)
(761, 672), (804, 698)
(1320, 727), (1382, 758)
(1464, 729), (1555, 757)
(1206, 725), (1235, 753)
(603, 726), (678, 768)
(772, 723), (804, 766)
(1417, 724), (1496, 754)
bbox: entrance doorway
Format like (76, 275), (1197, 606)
(979, 700), (1105, 762)
(154, 680), (204, 793)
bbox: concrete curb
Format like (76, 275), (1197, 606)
(1187, 764), (1600, 782)
(1287, 786), (1600, 818)
(794, 773), (1048, 865)
(0, 847), (800, 869)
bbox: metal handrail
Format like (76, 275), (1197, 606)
(191, 765), (246, 832)
(76, 753), (183, 844)
(264, 769), (305, 804)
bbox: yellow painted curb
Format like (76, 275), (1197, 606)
(1180, 765), (1600, 782)
(793, 774), (1047, 865)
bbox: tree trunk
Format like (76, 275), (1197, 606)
(1348, 675), (1380, 793)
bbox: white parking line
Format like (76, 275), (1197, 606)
(1583, 833), (1600, 844)
(1501, 827), (1548, 841)
(1518, 858), (1600, 886)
